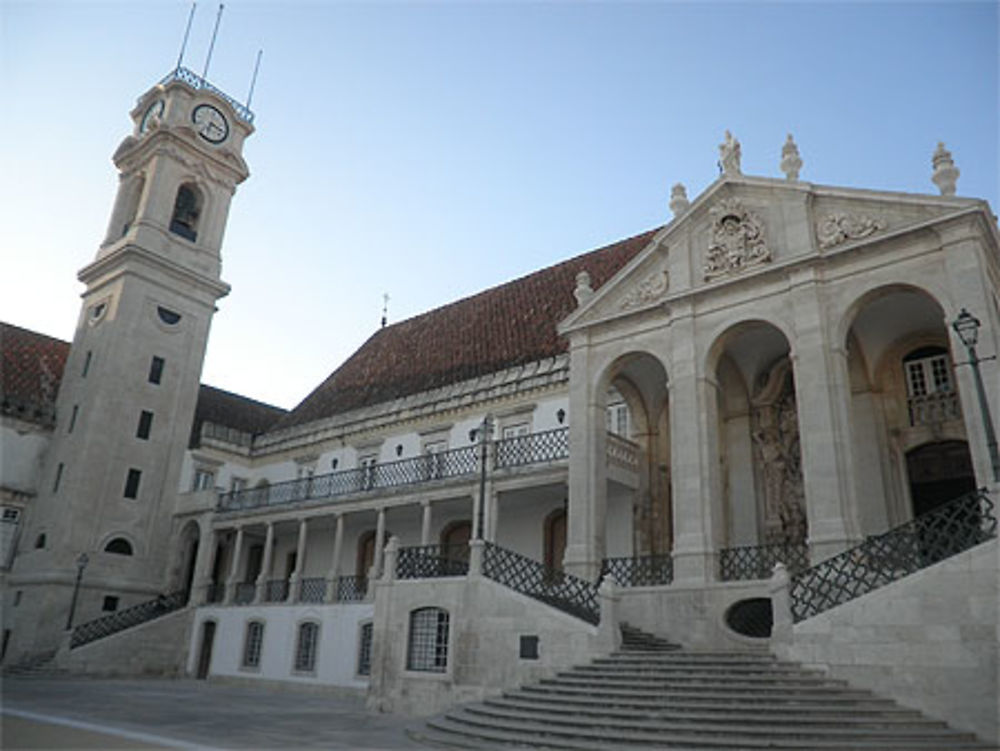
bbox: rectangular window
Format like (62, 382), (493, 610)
(102, 596), (119, 612)
(13, 591), (22, 607)
(230, 477), (247, 493)
(124, 468), (142, 499)
(53, 463), (64, 493)
(606, 403), (630, 437)
(68, 405), (79, 433)
(294, 622), (319, 672)
(148, 356), (165, 385)
(82, 351), (92, 378)
(193, 469), (215, 491)
(242, 621), (265, 668)
(519, 635), (540, 660)
(357, 622), (373, 676)
(136, 410), (153, 440)
(407, 607), (450, 672)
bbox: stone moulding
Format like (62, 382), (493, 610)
(816, 212), (886, 249)
(704, 198), (771, 280)
(619, 268), (669, 310)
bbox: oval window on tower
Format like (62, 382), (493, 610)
(157, 307), (182, 325)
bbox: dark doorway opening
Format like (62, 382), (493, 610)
(196, 621), (216, 679)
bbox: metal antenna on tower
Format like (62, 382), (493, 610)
(176, 3), (197, 71)
(246, 49), (263, 108)
(201, 3), (225, 82)
(381, 294), (390, 328)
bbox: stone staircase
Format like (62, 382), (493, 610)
(414, 625), (990, 749)
(1, 649), (65, 677)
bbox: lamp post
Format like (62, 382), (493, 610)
(952, 308), (1000, 482)
(65, 552), (90, 631)
(470, 415), (493, 540)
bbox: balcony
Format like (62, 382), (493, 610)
(907, 391), (961, 426)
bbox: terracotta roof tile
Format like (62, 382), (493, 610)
(190, 384), (287, 448)
(275, 228), (659, 430)
(0, 322), (70, 426)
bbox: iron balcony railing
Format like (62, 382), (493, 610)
(71, 590), (187, 649)
(482, 542), (599, 625)
(790, 490), (995, 622)
(719, 542), (810, 581)
(234, 582), (256, 605)
(264, 579), (288, 603)
(601, 554), (673, 587)
(336, 575), (368, 602)
(299, 577), (327, 603)
(396, 544), (470, 579)
(494, 428), (569, 469)
(205, 582), (226, 604)
(159, 66), (255, 123)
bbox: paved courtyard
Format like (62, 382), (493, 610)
(2, 676), (427, 750)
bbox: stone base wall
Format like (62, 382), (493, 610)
(780, 539), (998, 744)
(367, 575), (615, 717)
(55, 607), (194, 677)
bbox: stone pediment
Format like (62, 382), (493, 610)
(560, 176), (983, 336)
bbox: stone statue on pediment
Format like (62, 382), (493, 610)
(719, 130), (742, 176)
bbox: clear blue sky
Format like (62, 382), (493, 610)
(2, 1), (997, 409)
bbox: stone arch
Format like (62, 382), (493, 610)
(543, 506), (567, 571)
(704, 316), (796, 379)
(174, 520), (200, 601)
(169, 181), (206, 242)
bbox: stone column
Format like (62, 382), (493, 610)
(288, 517), (308, 602)
(596, 575), (622, 655)
(191, 523), (217, 606)
(382, 536), (399, 582)
(486, 488), (499, 542)
(255, 522), (274, 603)
(769, 563), (793, 660)
(790, 268), (861, 562)
(325, 513), (344, 604)
(224, 525), (244, 604)
(372, 508), (386, 580)
(420, 501), (432, 546)
(669, 306), (717, 583)
(564, 335), (607, 580)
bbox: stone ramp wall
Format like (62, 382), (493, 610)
(779, 539), (997, 745)
(54, 607), (195, 677)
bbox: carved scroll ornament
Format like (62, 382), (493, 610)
(704, 198), (770, 280)
(620, 269), (669, 310)
(816, 212), (885, 249)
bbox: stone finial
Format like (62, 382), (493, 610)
(719, 130), (742, 176)
(669, 183), (690, 217)
(573, 270), (594, 306)
(931, 141), (960, 196)
(780, 133), (803, 181)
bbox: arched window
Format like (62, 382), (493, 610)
(407, 607), (449, 672)
(104, 537), (133, 556)
(294, 621), (319, 673)
(242, 620), (265, 669)
(169, 184), (202, 242)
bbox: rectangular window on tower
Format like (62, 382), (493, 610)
(124, 468), (142, 499)
(136, 410), (154, 440)
(68, 405), (79, 433)
(53, 463), (64, 493)
(148, 356), (165, 385)
(82, 351), (92, 378)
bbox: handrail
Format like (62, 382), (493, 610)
(159, 66), (255, 124)
(397, 544), (470, 579)
(719, 542), (810, 581)
(601, 554), (673, 586)
(482, 542), (599, 625)
(494, 428), (569, 469)
(791, 489), (995, 622)
(70, 590), (187, 649)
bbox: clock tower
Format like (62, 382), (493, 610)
(6, 68), (253, 663)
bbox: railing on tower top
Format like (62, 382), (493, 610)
(159, 66), (255, 124)
(482, 542), (599, 625)
(790, 489), (995, 623)
(70, 590), (187, 649)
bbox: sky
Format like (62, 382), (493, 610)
(2, 1), (997, 410)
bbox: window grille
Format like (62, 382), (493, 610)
(243, 621), (264, 668)
(407, 607), (449, 672)
(357, 622), (373, 676)
(294, 622), (319, 672)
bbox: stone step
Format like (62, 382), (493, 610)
(488, 695), (928, 725)
(468, 702), (952, 734)
(570, 662), (816, 677)
(516, 683), (888, 705)
(609, 650), (780, 662)
(426, 713), (989, 750)
(542, 673), (850, 691)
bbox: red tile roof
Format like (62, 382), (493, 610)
(190, 384), (287, 448)
(0, 322), (70, 426)
(274, 228), (659, 430)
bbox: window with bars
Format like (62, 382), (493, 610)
(357, 622), (373, 676)
(293, 621), (319, 673)
(407, 607), (449, 673)
(242, 620), (265, 669)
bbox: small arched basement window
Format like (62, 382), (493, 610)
(104, 537), (134, 556)
(169, 184), (202, 242)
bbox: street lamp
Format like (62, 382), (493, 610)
(469, 415), (493, 540)
(65, 552), (90, 631)
(952, 308), (1000, 482)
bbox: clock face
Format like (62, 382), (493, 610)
(191, 104), (229, 144)
(140, 99), (164, 133)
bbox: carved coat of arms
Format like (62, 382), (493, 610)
(704, 198), (771, 280)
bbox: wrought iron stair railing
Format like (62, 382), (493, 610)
(600, 554), (674, 586)
(719, 542), (810, 581)
(482, 542), (599, 625)
(397, 544), (470, 579)
(70, 590), (187, 649)
(790, 489), (995, 622)
(494, 428), (569, 469)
